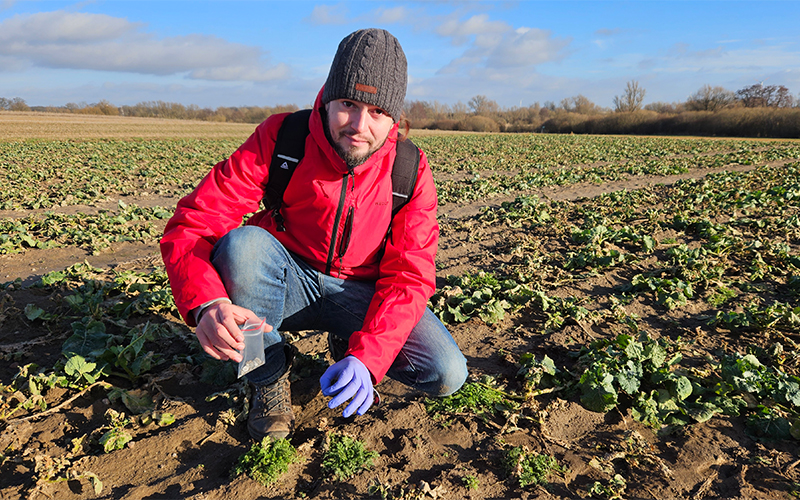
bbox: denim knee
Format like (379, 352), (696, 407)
(213, 226), (271, 271)
(431, 354), (468, 397)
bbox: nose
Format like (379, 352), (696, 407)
(349, 107), (369, 133)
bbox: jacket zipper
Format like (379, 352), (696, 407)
(325, 171), (352, 275)
(338, 206), (354, 264)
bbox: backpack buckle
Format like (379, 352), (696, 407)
(272, 209), (286, 232)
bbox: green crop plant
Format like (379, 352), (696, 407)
(0, 202), (170, 255)
(97, 409), (133, 453)
(461, 475), (479, 490)
(630, 274), (694, 310)
(478, 195), (552, 228)
(517, 353), (559, 399)
(527, 292), (596, 334)
(587, 474), (627, 499)
(231, 436), (301, 486)
(573, 333), (703, 427)
(503, 446), (564, 488)
(424, 378), (520, 422)
(705, 285), (738, 308)
(321, 432), (378, 481)
(429, 272), (533, 325)
(710, 300), (800, 333)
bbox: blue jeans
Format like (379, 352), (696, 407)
(211, 226), (468, 396)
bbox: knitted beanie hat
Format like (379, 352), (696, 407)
(322, 28), (407, 122)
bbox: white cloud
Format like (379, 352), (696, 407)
(487, 27), (570, 68)
(0, 11), (289, 82)
(436, 13), (508, 46)
(305, 4), (349, 25)
(0, 11), (138, 43)
(659, 43), (800, 75)
(434, 15), (570, 74)
(190, 63), (291, 82)
(372, 6), (411, 24)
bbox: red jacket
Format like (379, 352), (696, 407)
(160, 89), (439, 383)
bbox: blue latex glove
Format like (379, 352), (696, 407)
(320, 355), (374, 418)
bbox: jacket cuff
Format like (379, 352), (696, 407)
(193, 297), (232, 323)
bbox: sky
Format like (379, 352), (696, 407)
(1, 1), (799, 111)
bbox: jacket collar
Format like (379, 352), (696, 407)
(309, 87), (399, 176)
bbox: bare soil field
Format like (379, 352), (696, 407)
(1, 112), (800, 500)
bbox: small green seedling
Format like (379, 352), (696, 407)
(503, 446), (564, 488)
(462, 475), (480, 490)
(588, 474), (627, 499)
(321, 432), (378, 481)
(231, 436), (301, 487)
(424, 379), (519, 421)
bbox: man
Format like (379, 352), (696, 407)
(160, 28), (467, 441)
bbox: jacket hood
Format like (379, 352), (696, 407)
(309, 87), (400, 176)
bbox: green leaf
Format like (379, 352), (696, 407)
(581, 374), (618, 413)
(24, 304), (45, 321)
(624, 341), (644, 361)
(64, 355), (96, 377)
(674, 376), (693, 401)
(62, 319), (109, 358)
(645, 343), (667, 368)
(155, 412), (176, 426)
(99, 428), (132, 453)
(777, 379), (800, 407)
(615, 360), (642, 395)
(109, 388), (154, 414)
(85, 472), (103, 495)
(478, 298), (508, 324)
(687, 402), (719, 423)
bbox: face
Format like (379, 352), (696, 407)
(325, 99), (394, 168)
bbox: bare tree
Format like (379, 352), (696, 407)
(467, 95), (500, 115)
(8, 97), (30, 112)
(736, 83), (795, 108)
(560, 94), (603, 115)
(686, 85), (735, 111)
(613, 80), (646, 112)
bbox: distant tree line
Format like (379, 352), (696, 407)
(405, 82), (800, 138)
(0, 97), (298, 124)
(2, 81), (799, 137)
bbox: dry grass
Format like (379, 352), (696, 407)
(0, 111), (469, 142)
(0, 111), (256, 141)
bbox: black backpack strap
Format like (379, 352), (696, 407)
(263, 109), (312, 231)
(390, 138), (420, 217)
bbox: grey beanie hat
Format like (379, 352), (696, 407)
(322, 28), (407, 121)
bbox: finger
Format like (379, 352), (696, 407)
(195, 329), (223, 360)
(319, 366), (341, 395)
(325, 365), (355, 396)
(230, 306), (274, 335)
(213, 340), (243, 362)
(356, 389), (374, 416)
(216, 307), (245, 347)
(328, 380), (359, 409)
(342, 385), (370, 418)
(199, 319), (242, 362)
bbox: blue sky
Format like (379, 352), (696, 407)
(1, 1), (799, 110)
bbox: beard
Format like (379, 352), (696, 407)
(323, 109), (389, 169)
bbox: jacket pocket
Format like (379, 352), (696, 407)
(338, 206), (354, 260)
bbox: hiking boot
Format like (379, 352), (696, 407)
(248, 370), (294, 440)
(328, 332), (349, 362)
(248, 360), (295, 440)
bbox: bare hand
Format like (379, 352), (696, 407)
(195, 302), (271, 362)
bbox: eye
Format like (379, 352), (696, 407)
(342, 100), (355, 108)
